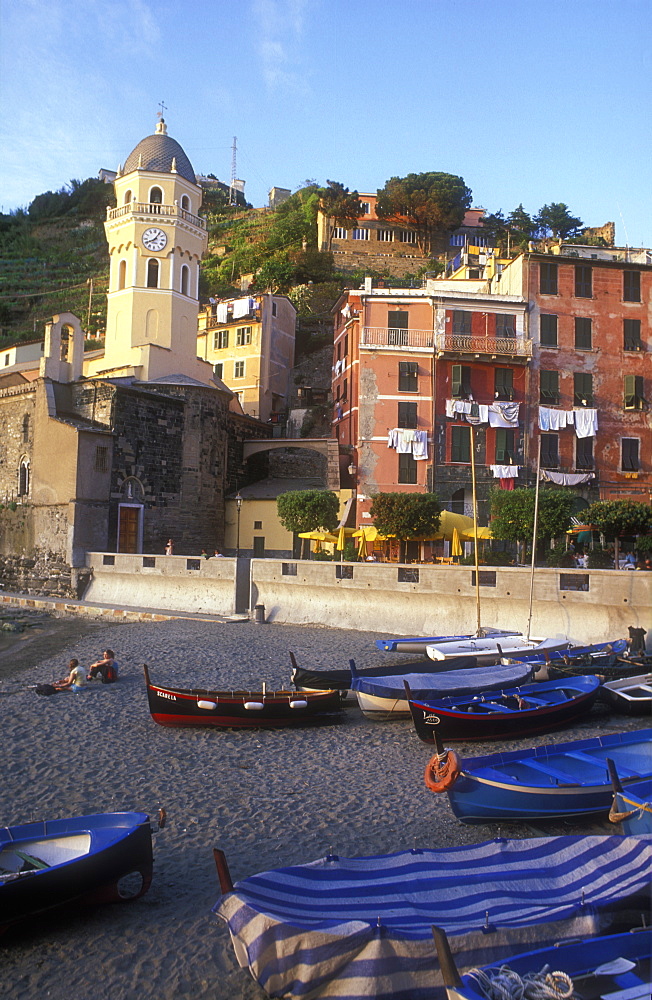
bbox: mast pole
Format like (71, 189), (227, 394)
(469, 424), (481, 634)
(526, 435), (542, 641)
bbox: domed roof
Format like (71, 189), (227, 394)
(122, 119), (196, 184)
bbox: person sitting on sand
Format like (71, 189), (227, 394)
(87, 649), (118, 683)
(54, 658), (86, 692)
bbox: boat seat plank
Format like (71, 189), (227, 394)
(514, 759), (583, 783)
(566, 751), (641, 777)
(600, 985), (652, 1000)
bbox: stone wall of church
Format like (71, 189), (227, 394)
(0, 386), (35, 506)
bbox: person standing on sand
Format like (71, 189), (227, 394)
(54, 658), (86, 692)
(87, 649), (118, 683)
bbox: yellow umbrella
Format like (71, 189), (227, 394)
(352, 526), (392, 541)
(298, 530), (339, 543)
(336, 526), (347, 551)
(431, 510), (475, 541)
(451, 526), (463, 557)
(460, 525), (493, 540)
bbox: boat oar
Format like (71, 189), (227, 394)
(431, 926), (463, 988)
(606, 758), (636, 825)
(213, 848), (234, 894)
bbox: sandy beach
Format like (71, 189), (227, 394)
(0, 611), (646, 1000)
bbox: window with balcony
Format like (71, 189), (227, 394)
(452, 364), (472, 399)
(574, 317), (592, 349)
(398, 361), (418, 392)
(576, 436), (594, 470)
(452, 311), (472, 335)
(575, 265), (592, 297)
(624, 319), (643, 351)
(540, 370), (560, 404)
(388, 310), (409, 346)
(213, 329), (228, 349)
(377, 229), (394, 242)
(540, 314), (558, 346)
(495, 314), (516, 338)
(540, 261), (558, 294)
(494, 368), (513, 401)
(574, 372), (593, 406)
(624, 270), (641, 302)
(398, 452), (418, 483)
(624, 374), (645, 410)
(622, 438), (639, 471)
(451, 425), (471, 463)
(398, 401), (418, 428)
(495, 428), (515, 464)
(234, 361), (245, 378)
(352, 228), (369, 240)
(540, 433), (559, 468)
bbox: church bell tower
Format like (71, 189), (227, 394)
(101, 118), (210, 382)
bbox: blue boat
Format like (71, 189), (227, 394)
(608, 758), (652, 835)
(504, 638), (628, 666)
(350, 658), (533, 719)
(433, 925), (652, 1000)
(408, 674), (600, 743)
(426, 728), (652, 823)
(0, 810), (163, 931)
(213, 835), (652, 1000)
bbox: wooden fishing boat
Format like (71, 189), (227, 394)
(290, 650), (478, 701)
(143, 664), (342, 728)
(375, 627), (523, 655)
(407, 675), (600, 744)
(433, 925), (652, 1000)
(212, 835), (652, 1000)
(0, 810), (163, 931)
(608, 759), (652, 836)
(426, 634), (572, 665)
(350, 658), (533, 720)
(599, 673), (652, 716)
(425, 727), (652, 823)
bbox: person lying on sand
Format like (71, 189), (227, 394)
(54, 658), (86, 692)
(87, 649), (118, 683)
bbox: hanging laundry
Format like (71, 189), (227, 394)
(396, 429), (417, 453)
(412, 430), (429, 460)
(387, 428), (399, 448)
(466, 404), (489, 425)
(445, 399), (455, 418)
(540, 470), (595, 486)
(216, 302), (229, 323)
(488, 401), (519, 427)
(490, 465), (520, 479)
(232, 297), (253, 319)
(538, 406), (570, 431)
(573, 409), (599, 439)
(499, 477), (516, 490)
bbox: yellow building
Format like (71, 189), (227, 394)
(197, 293), (296, 422)
(85, 117), (214, 384)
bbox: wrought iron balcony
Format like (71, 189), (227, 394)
(360, 327), (434, 349)
(106, 202), (206, 230)
(435, 333), (532, 359)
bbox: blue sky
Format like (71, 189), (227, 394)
(1, 0), (650, 246)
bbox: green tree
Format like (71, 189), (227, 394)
(375, 172), (472, 251)
(276, 490), (340, 534)
(478, 209), (508, 247)
(584, 500), (652, 537)
(506, 204), (536, 247)
(369, 493), (441, 540)
(490, 487), (574, 545)
(319, 181), (361, 250)
(535, 203), (583, 240)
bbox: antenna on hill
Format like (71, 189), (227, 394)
(617, 202), (630, 255)
(230, 136), (238, 206)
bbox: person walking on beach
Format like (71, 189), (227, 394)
(87, 649), (118, 683)
(54, 659), (86, 692)
(165, 538), (174, 555)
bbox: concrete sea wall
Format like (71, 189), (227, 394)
(82, 553), (651, 646)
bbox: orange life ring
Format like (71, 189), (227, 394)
(424, 749), (461, 793)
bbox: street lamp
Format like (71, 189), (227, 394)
(235, 493), (243, 557)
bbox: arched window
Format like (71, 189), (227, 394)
(19, 458), (30, 497)
(118, 259), (127, 290)
(22, 414), (29, 443)
(180, 264), (189, 296)
(150, 186), (163, 212)
(147, 258), (159, 288)
(123, 189), (133, 204)
(181, 195), (190, 211)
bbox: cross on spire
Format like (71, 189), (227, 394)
(157, 100), (168, 120)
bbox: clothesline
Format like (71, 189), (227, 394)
(538, 406), (598, 438)
(387, 428), (429, 460)
(445, 399), (520, 428)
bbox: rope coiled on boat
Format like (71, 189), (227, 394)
(465, 964), (575, 1000)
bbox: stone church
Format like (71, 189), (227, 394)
(0, 119), (267, 596)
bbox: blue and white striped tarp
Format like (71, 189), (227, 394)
(214, 835), (651, 1000)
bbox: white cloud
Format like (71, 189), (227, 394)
(252, 0), (311, 91)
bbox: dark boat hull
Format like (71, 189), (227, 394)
(291, 655), (478, 694)
(144, 665), (342, 728)
(441, 728), (652, 823)
(599, 674), (652, 716)
(409, 676), (600, 743)
(0, 812), (154, 931)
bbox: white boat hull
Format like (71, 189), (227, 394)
(427, 636), (570, 665)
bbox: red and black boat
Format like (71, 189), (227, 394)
(407, 674), (600, 743)
(144, 664), (342, 728)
